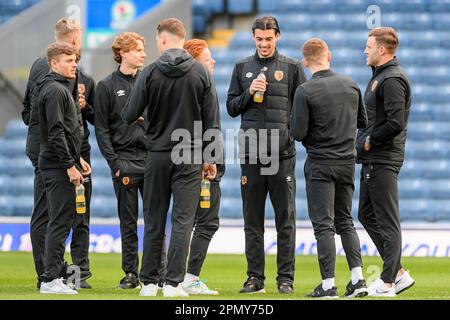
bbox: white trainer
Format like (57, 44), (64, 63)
(368, 282), (396, 297)
(140, 283), (159, 297)
(40, 278), (78, 295)
(395, 270), (415, 294)
(367, 278), (384, 294)
(163, 284), (189, 297)
(182, 279), (219, 295)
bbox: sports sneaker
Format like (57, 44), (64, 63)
(306, 284), (339, 298)
(117, 273), (140, 289)
(344, 280), (369, 298)
(239, 277), (265, 294)
(77, 280), (92, 289)
(367, 278), (384, 293)
(40, 278), (78, 295)
(140, 283), (160, 297)
(277, 282), (294, 294)
(182, 279), (219, 295)
(368, 283), (396, 297)
(395, 270), (415, 295)
(163, 284), (189, 297)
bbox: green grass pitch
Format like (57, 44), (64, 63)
(0, 252), (449, 300)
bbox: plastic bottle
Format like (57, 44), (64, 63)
(200, 178), (211, 209)
(76, 184), (86, 214)
(253, 67), (268, 103)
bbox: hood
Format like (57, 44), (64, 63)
(155, 48), (196, 78)
(36, 71), (71, 91)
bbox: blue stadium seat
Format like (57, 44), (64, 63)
(312, 13), (343, 30)
(258, 0), (280, 13)
(431, 200), (450, 221)
(0, 138), (26, 158)
(429, 180), (450, 199)
(336, 0), (369, 13)
(399, 179), (429, 198)
(91, 176), (115, 196)
(10, 176), (34, 196)
(90, 196), (117, 218)
(0, 176), (9, 195)
(7, 157), (34, 177)
(393, 0), (427, 12)
(431, 104), (450, 121)
(193, 0), (212, 15)
(0, 156), (9, 175)
(399, 160), (424, 179)
(429, 0), (450, 12)
(4, 119), (27, 139)
(279, 14), (313, 31)
(227, 0), (254, 15)
(405, 140), (450, 160)
(90, 157), (111, 176)
(11, 196), (33, 216)
(369, 0), (396, 12)
(400, 199), (432, 221)
(422, 160), (450, 179)
(193, 15), (207, 34)
(220, 197), (243, 219)
(409, 103), (433, 121)
(0, 196), (13, 216)
(432, 14), (450, 31)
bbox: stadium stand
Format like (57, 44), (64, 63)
(1, 0), (450, 223)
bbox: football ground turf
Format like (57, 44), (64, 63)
(0, 252), (449, 300)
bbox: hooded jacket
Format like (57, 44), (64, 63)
(122, 48), (221, 163)
(23, 57), (94, 166)
(37, 72), (83, 170)
(94, 68), (147, 174)
(356, 58), (411, 166)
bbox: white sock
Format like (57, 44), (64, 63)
(183, 273), (199, 283)
(322, 278), (335, 291)
(351, 267), (364, 285)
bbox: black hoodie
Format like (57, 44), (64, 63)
(122, 48), (221, 163)
(23, 57), (95, 166)
(37, 72), (83, 170)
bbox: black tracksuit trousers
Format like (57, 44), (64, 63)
(41, 168), (76, 282)
(358, 164), (403, 284)
(187, 180), (220, 276)
(140, 151), (202, 287)
(304, 159), (363, 280)
(240, 157), (296, 285)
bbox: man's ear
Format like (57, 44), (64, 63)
(379, 45), (387, 56)
(327, 51), (332, 63)
(302, 57), (309, 69)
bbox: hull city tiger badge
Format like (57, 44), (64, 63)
(371, 80), (378, 92)
(122, 176), (130, 186)
(274, 70), (284, 81)
(241, 176), (247, 186)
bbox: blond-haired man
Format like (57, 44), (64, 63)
(291, 38), (368, 298)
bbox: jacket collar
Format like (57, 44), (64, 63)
(312, 69), (333, 78)
(116, 66), (140, 81)
(372, 57), (398, 77)
(254, 49), (279, 64)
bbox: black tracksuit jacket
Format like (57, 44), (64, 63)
(290, 69), (368, 164)
(23, 57), (95, 165)
(94, 68), (147, 174)
(37, 72), (83, 170)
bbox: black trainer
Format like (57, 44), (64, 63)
(306, 284), (339, 298)
(117, 273), (140, 289)
(344, 280), (369, 298)
(239, 277), (265, 294)
(78, 280), (92, 289)
(278, 282), (294, 294)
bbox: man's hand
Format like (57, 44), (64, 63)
(364, 135), (371, 151)
(136, 117), (145, 123)
(80, 157), (92, 177)
(115, 169), (121, 177)
(67, 166), (84, 186)
(202, 163), (217, 180)
(79, 94), (87, 110)
(249, 78), (268, 96)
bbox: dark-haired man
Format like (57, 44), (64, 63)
(227, 16), (306, 294)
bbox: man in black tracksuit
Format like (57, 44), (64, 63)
(22, 18), (94, 289)
(38, 42), (88, 295)
(227, 16), (306, 294)
(290, 38), (368, 299)
(95, 32), (166, 289)
(122, 18), (221, 298)
(357, 27), (414, 297)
